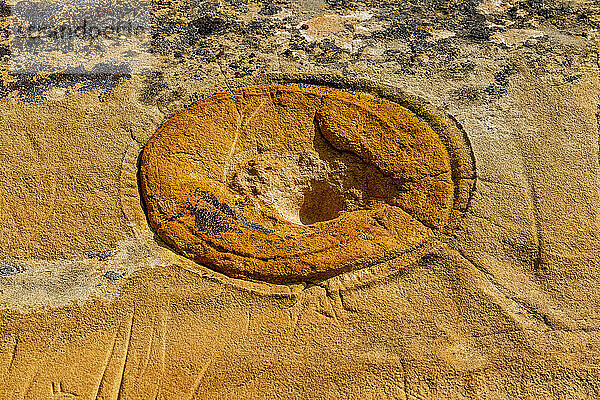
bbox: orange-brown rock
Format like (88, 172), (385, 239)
(140, 84), (472, 283)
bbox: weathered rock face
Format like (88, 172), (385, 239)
(140, 83), (474, 283)
(0, 0), (599, 398)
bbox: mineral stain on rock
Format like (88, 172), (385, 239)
(140, 83), (475, 284)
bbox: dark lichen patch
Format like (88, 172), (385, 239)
(243, 18), (276, 37)
(183, 17), (227, 44)
(485, 65), (514, 97)
(103, 270), (125, 284)
(325, 0), (352, 8)
(140, 71), (169, 105)
(187, 189), (274, 236)
(0, 1), (10, 17)
(368, 0), (491, 42)
(194, 208), (238, 235)
(371, 20), (433, 41)
(0, 264), (23, 277)
(0, 73), (129, 103)
(135, 0), (599, 115)
(503, 0), (598, 32)
(150, 1), (231, 56)
(241, 220), (274, 235)
(196, 190), (237, 218)
(88, 250), (116, 261)
(258, 2), (281, 16)
(450, 85), (486, 105)
(459, 0), (491, 41)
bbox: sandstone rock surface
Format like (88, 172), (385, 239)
(0, 0), (599, 398)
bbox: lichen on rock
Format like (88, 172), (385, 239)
(140, 83), (474, 283)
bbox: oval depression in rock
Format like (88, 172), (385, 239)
(140, 83), (474, 283)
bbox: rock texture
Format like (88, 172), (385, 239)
(140, 83), (474, 283)
(0, 0), (599, 398)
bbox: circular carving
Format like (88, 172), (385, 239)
(140, 83), (474, 283)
